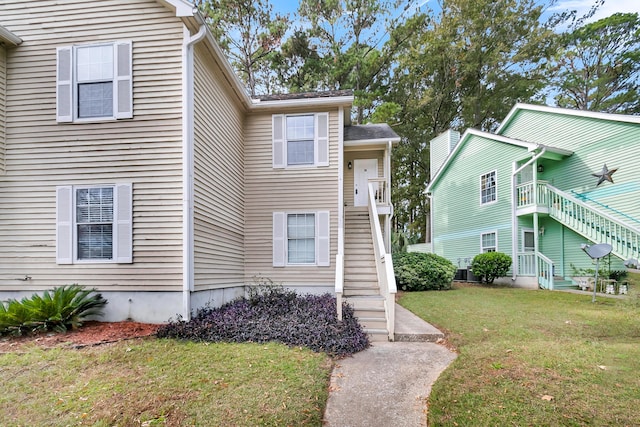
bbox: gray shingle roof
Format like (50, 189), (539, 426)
(253, 90), (353, 102)
(344, 124), (400, 142)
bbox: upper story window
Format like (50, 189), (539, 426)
(480, 170), (497, 204)
(272, 113), (329, 168)
(56, 41), (133, 123)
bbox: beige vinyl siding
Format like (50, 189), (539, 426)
(344, 149), (384, 207)
(192, 43), (245, 291)
(0, 46), (5, 174)
(244, 109), (339, 285)
(0, 0), (185, 291)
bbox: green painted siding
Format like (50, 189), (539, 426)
(430, 130), (459, 180)
(431, 133), (524, 266)
(503, 109), (640, 223)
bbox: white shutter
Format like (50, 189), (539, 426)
(317, 211), (330, 266)
(272, 114), (286, 168)
(114, 41), (133, 119)
(56, 47), (73, 123)
(56, 186), (73, 264)
(114, 183), (133, 263)
(273, 212), (286, 267)
(315, 113), (329, 166)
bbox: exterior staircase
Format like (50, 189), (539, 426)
(343, 207), (389, 341)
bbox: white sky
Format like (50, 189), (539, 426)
(552, 0), (640, 22)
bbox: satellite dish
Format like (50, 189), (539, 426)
(582, 243), (612, 260)
(579, 243), (613, 303)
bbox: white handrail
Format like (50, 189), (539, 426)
(335, 253), (344, 320)
(368, 182), (396, 341)
(537, 252), (554, 290)
(544, 183), (640, 261)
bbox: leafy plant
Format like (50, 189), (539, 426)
(393, 252), (456, 291)
(0, 284), (107, 336)
(157, 286), (369, 357)
(471, 252), (512, 284)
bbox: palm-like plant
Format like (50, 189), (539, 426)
(0, 284), (107, 335)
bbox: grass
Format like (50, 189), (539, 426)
(399, 272), (640, 427)
(0, 339), (332, 426)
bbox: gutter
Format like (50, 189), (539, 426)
(511, 147), (546, 281)
(182, 19), (207, 320)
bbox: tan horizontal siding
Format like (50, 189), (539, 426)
(0, 47), (5, 175)
(244, 110), (339, 285)
(192, 43), (246, 291)
(0, 0), (186, 292)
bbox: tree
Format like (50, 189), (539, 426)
(196, 0), (289, 96)
(381, 0), (556, 241)
(296, 0), (407, 123)
(549, 12), (640, 114)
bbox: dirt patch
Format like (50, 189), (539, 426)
(0, 321), (161, 352)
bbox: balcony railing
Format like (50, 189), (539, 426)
(369, 178), (389, 206)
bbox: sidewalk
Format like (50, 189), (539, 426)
(323, 304), (457, 427)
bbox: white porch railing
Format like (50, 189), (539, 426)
(517, 252), (536, 276)
(545, 184), (640, 261)
(369, 178), (389, 206)
(516, 180), (549, 209)
(537, 252), (555, 290)
(368, 182), (396, 341)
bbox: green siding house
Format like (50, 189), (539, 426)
(426, 104), (640, 289)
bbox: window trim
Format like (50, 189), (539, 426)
(56, 40), (133, 123)
(480, 170), (497, 205)
(480, 230), (498, 253)
(272, 113), (329, 169)
(56, 183), (133, 264)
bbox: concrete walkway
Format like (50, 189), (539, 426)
(323, 304), (457, 427)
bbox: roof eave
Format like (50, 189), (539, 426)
(0, 25), (22, 46)
(250, 95), (355, 110)
(345, 137), (401, 147)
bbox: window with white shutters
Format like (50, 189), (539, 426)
(56, 184), (132, 264)
(57, 41), (132, 123)
(273, 211), (330, 267)
(272, 113), (329, 168)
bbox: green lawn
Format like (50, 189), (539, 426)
(0, 339), (331, 426)
(399, 278), (640, 426)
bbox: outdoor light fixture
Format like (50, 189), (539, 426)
(537, 164), (544, 173)
(347, 161), (352, 169)
(581, 243), (613, 302)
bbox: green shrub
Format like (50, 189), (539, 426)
(0, 284), (107, 336)
(393, 252), (456, 291)
(471, 252), (513, 284)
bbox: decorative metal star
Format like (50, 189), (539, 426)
(592, 164), (618, 186)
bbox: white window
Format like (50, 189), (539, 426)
(56, 184), (132, 264)
(272, 113), (329, 168)
(273, 211), (330, 267)
(480, 171), (497, 204)
(56, 41), (132, 123)
(481, 231), (497, 253)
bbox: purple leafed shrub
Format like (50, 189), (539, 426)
(156, 287), (369, 357)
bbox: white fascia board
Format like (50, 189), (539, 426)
(498, 103), (640, 134)
(345, 137), (401, 147)
(250, 96), (355, 110)
(0, 25), (22, 45)
(158, 0), (196, 17)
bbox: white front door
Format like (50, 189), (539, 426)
(354, 159), (379, 207)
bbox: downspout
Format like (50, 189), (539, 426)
(511, 147), (546, 282)
(182, 20), (207, 320)
(426, 192), (433, 252)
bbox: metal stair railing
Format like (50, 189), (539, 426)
(543, 183), (640, 261)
